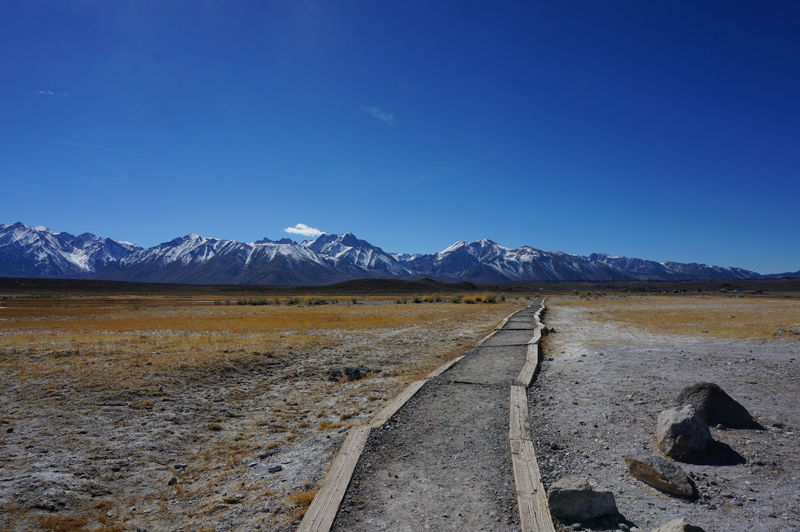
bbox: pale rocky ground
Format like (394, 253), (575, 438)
(532, 298), (800, 531)
(0, 299), (526, 532)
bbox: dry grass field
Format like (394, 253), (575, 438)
(554, 294), (800, 341)
(0, 294), (527, 531)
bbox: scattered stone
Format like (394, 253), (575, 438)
(623, 453), (693, 497)
(550, 327), (557, 334)
(676, 382), (755, 428)
(344, 367), (362, 381)
(656, 405), (712, 461)
(330, 367), (344, 379)
(547, 476), (618, 521)
(173, 463), (187, 470)
(379, 370), (396, 377)
(267, 465), (282, 474)
(650, 517), (705, 531)
(167, 477), (177, 486)
(774, 329), (786, 336)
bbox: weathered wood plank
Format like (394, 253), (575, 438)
(509, 385), (530, 441)
(515, 344), (539, 388)
(511, 438), (555, 532)
(368, 379), (427, 429)
(297, 426), (371, 532)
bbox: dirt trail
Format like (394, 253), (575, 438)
(329, 301), (544, 532)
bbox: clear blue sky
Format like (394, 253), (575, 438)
(2, 1), (798, 274)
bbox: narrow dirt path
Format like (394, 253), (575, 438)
(328, 301), (544, 532)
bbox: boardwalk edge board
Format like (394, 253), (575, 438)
(297, 303), (531, 532)
(510, 297), (556, 532)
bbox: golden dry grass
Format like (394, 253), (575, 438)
(0, 298), (520, 393)
(0, 295), (527, 531)
(551, 295), (800, 340)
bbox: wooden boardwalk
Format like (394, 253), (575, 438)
(297, 298), (554, 532)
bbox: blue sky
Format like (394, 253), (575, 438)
(1, 1), (798, 274)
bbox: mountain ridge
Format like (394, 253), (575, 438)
(0, 222), (780, 285)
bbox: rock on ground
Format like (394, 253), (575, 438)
(676, 382), (755, 428)
(650, 517), (706, 532)
(623, 453), (693, 498)
(547, 476), (618, 521)
(656, 405), (712, 461)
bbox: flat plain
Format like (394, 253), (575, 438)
(534, 294), (800, 531)
(0, 294), (527, 531)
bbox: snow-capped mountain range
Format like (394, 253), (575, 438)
(1, 222), (791, 285)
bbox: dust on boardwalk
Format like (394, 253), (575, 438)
(0, 295), (527, 531)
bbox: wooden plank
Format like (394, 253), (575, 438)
(509, 385), (530, 441)
(511, 439), (555, 532)
(528, 328), (541, 345)
(425, 354), (466, 380)
(368, 379), (427, 429)
(515, 344), (539, 388)
(297, 426), (371, 532)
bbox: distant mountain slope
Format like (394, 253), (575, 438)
(93, 234), (350, 285)
(0, 222), (141, 278)
(0, 222), (775, 284)
(761, 270), (800, 279)
(589, 253), (761, 281)
(404, 241), (637, 283)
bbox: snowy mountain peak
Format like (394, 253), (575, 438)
(0, 222), (767, 285)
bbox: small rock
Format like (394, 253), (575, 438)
(650, 517), (706, 531)
(167, 477), (177, 486)
(6, 428), (12, 434)
(344, 367), (362, 381)
(774, 329), (786, 336)
(623, 454), (693, 497)
(547, 476), (618, 521)
(267, 465), (282, 474)
(676, 382), (755, 428)
(550, 327), (557, 334)
(174, 463), (187, 470)
(656, 405), (712, 461)
(379, 370), (396, 377)
(330, 367), (344, 378)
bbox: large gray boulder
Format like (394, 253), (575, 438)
(656, 405), (712, 461)
(676, 382), (755, 428)
(623, 453), (693, 497)
(651, 517), (706, 531)
(547, 476), (617, 521)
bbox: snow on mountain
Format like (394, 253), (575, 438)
(406, 240), (637, 283)
(302, 233), (412, 277)
(94, 233), (344, 285)
(0, 222), (141, 278)
(0, 222), (768, 284)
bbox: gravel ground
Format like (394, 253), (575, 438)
(531, 299), (800, 531)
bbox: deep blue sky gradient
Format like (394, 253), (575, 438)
(1, 1), (798, 273)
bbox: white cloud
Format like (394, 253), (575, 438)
(34, 90), (67, 97)
(284, 223), (324, 238)
(362, 106), (397, 126)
